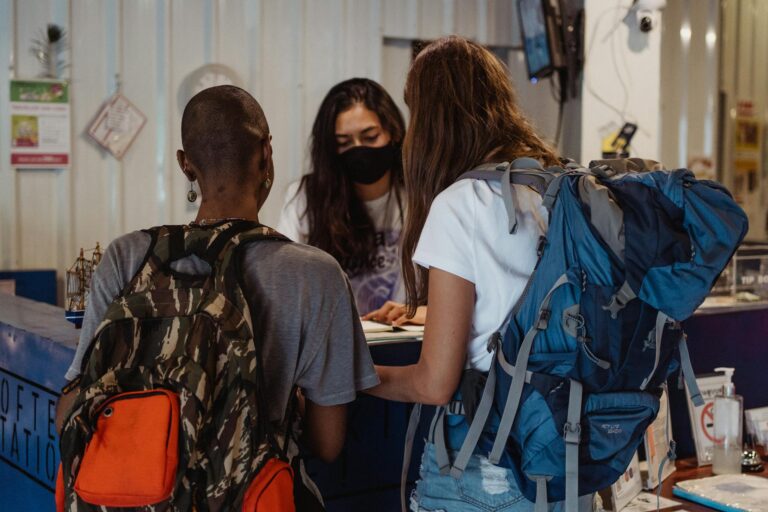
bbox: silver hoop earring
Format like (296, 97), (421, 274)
(264, 178), (272, 190)
(187, 181), (198, 203)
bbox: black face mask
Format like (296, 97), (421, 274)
(339, 144), (399, 185)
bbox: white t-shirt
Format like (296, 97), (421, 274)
(277, 180), (406, 314)
(413, 179), (548, 371)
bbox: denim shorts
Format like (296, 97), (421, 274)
(410, 443), (595, 512)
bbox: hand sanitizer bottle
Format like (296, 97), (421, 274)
(712, 367), (743, 474)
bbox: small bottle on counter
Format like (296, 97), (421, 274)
(712, 367), (743, 475)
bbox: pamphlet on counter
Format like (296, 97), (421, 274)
(361, 320), (424, 343)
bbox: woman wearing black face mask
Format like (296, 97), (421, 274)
(277, 78), (406, 315)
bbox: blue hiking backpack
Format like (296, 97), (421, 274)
(423, 158), (748, 511)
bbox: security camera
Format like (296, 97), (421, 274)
(639, 14), (653, 32)
(631, 0), (666, 33)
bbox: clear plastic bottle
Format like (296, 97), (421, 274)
(712, 367), (743, 475)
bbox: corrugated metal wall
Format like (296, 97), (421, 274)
(659, 0), (720, 174)
(0, 0), (565, 302)
(719, 0), (768, 239)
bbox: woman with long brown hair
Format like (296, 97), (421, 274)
(365, 37), (593, 510)
(278, 78), (406, 315)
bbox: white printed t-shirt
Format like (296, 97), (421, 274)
(413, 179), (548, 372)
(277, 180), (405, 315)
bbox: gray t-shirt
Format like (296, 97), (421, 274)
(66, 230), (380, 423)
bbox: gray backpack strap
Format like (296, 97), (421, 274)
(678, 334), (704, 406)
(489, 272), (574, 464)
(432, 407), (452, 475)
(532, 476), (550, 512)
(640, 311), (669, 390)
(458, 164), (520, 234)
(502, 165), (519, 233)
(602, 281), (637, 320)
(401, 403), (422, 512)
(457, 159), (560, 234)
(588, 158), (664, 176)
(449, 344), (499, 478)
(450, 335), (537, 479)
(564, 380), (583, 512)
(655, 385), (677, 509)
(458, 161), (508, 179)
(427, 399), (466, 482)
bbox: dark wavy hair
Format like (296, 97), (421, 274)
(401, 37), (559, 313)
(297, 78), (406, 274)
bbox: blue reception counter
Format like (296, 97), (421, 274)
(0, 294), (78, 511)
(1, 292), (766, 511)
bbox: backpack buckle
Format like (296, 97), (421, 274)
(591, 164), (618, 179)
(487, 332), (501, 353)
(536, 236), (548, 258)
(602, 294), (626, 319)
(562, 308), (585, 339)
(563, 422), (581, 444)
(537, 309), (551, 330)
(602, 282), (636, 320)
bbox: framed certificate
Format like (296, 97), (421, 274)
(87, 92), (146, 160)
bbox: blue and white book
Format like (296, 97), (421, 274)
(673, 474), (768, 512)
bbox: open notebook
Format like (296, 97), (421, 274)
(361, 320), (424, 343)
(672, 474), (768, 512)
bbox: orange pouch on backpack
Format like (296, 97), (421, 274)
(74, 389), (179, 507)
(242, 458), (295, 511)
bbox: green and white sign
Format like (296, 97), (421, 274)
(10, 80), (70, 168)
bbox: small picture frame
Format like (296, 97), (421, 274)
(87, 92), (146, 160)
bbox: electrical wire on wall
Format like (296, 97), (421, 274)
(550, 71), (565, 147)
(582, 1), (664, 157)
(584, 4), (633, 124)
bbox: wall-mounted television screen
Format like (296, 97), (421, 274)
(519, 0), (556, 80)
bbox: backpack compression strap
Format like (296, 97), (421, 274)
(563, 380), (583, 512)
(488, 272), (577, 464)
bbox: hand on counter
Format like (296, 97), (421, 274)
(362, 301), (427, 326)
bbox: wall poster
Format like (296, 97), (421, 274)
(731, 100), (762, 208)
(9, 79), (70, 168)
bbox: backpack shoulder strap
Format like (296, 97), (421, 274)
(202, 221), (287, 266)
(457, 158), (567, 233)
(122, 224), (184, 294)
(202, 221), (289, 296)
(124, 221), (289, 295)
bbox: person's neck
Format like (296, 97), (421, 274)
(354, 170), (392, 202)
(194, 196), (260, 224)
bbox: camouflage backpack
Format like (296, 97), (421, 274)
(57, 221), (295, 511)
